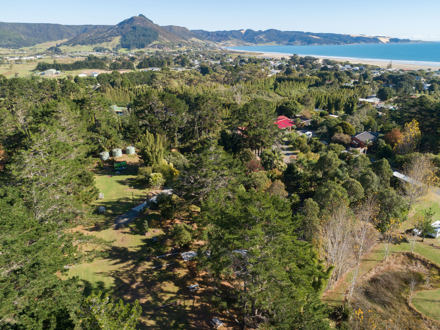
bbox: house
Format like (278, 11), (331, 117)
(110, 105), (127, 116)
(42, 69), (58, 76)
(275, 116), (294, 130)
(359, 96), (381, 105)
(351, 131), (378, 153)
(298, 130), (314, 139)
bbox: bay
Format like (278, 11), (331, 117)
(229, 43), (440, 64)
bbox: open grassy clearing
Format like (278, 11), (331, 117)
(0, 56), (85, 78)
(68, 158), (236, 328)
(412, 288), (440, 322)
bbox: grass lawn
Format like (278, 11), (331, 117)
(94, 162), (150, 217)
(68, 165), (227, 327)
(412, 288), (440, 321)
(401, 190), (440, 232)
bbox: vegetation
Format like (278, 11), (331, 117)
(1, 48), (440, 328)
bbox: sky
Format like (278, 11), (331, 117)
(1, 0), (439, 41)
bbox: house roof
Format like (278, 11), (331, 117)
(275, 116), (294, 129)
(353, 131), (378, 144)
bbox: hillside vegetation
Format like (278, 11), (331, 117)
(0, 15), (412, 49)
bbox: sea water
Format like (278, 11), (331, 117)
(229, 42), (440, 65)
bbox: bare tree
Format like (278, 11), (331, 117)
(348, 197), (378, 299)
(322, 205), (354, 285)
(403, 155), (437, 206)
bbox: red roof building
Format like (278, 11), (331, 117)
(275, 116), (294, 130)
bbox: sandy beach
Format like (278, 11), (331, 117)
(229, 50), (440, 71)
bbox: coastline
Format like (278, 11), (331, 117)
(228, 49), (440, 71)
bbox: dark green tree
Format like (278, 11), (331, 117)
(201, 189), (330, 329)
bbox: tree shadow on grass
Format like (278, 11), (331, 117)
(102, 239), (238, 328)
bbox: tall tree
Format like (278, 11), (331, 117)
(201, 189), (330, 329)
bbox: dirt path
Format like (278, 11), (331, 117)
(114, 189), (173, 229)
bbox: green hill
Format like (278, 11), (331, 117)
(0, 15), (413, 49)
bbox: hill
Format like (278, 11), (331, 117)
(65, 15), (185, 49)
(190, 29), (411, 46)
(0, 15), (413, 49)
(0, 22), (106, 48)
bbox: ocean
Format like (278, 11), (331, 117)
(229, 42), (440, 65)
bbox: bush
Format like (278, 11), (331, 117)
(171, 223), (192, 248)
(137, 166), (153, 184)
(148, 173), (165, 189)
(331, 133), (352, 146)
(165, 151), (188, 170)
(248, 171), (271, 191)
(152, 161), (179, 185)
(157, 193), (177, 219)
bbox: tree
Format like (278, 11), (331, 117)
(201, 189), (330, 328)
(314, 181), (349, 214)
(377, 188), (409, 233)
(0, 189), (81, 329)
(415, 208), (436, 241)
(171, 223), (193, 248)
(403, 154), (438, 206)
(77, 292), (142, 329)
(377, 87), (393, 101)
(338, 121), (356, 136)
(347, 197), (378, 299)
(175, 145), (244, 206)
(358, 169), (380, 195)
(266, 179), (288, 197)
(322, 205), (354, 285)
(137, 131), (166, 166)
(235, 99), (278, 155)
(132, 91), (188, 146)
(299, 198), (321, 243)
(315, 151), (344, 180)
(384, 128), (403, 147)
(372, 158), (393, 186)
(331, 132), (352, 146)
(394, 119), (421, 154)
(342, 178), (365, 204)
(9, 122), (97, 223)
(260, 149), (283, 171)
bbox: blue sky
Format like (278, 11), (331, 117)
(1, 0), (439, 40)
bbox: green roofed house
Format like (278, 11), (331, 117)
(110, 105), (127, 116)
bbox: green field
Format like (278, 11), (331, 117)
(67, 167), (217, 327)
(412, 288), (440, 321)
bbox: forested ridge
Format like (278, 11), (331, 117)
(1, 51), (440, 328)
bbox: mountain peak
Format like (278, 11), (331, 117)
(117, 15), (155, 28)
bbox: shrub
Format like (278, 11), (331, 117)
(157, 193), (177, 219)
(248, 171), (271, 191)
(137, 166), (152, 184)
(152, 161), (179, 185)
(165, 151), (188, 170)
(148, 173), (165, 189)
(171, 223), (192, 248)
